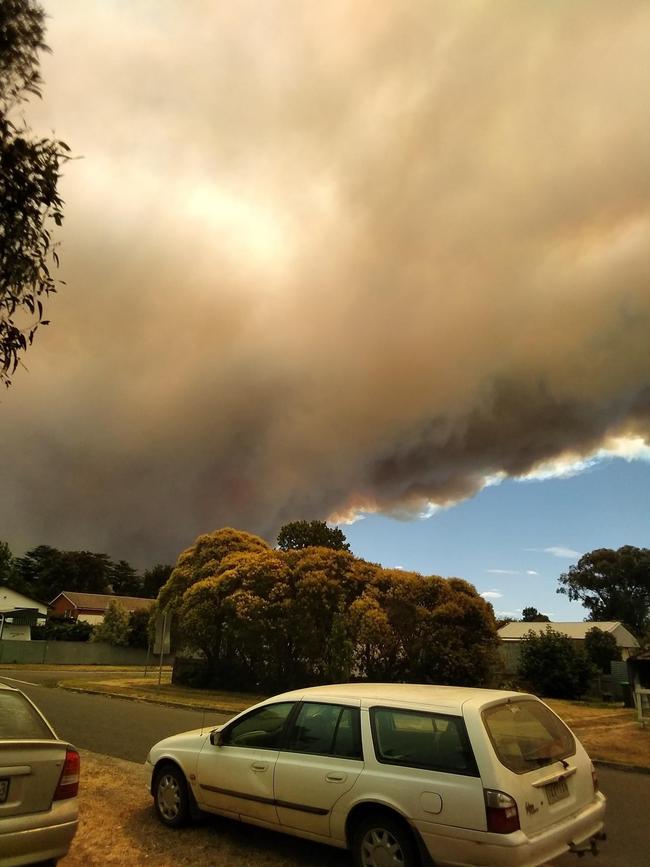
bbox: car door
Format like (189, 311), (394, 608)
(196, 701), (295, 825)
(274, 700), (363, 837)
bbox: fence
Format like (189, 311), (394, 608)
(0, 638), (172, 666)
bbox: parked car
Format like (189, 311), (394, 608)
(0, 682), (79, 867)
(146, 683), (606, 867)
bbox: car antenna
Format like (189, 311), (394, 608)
(201, 708), (206, 736)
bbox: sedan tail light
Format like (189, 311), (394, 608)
(54, 748), (80, 800)
(484, 788), (520, 833)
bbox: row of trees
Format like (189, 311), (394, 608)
(0, 540), (172, 603)
(156, 527), (500, 692)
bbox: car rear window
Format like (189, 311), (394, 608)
(371, 707), (478, 776)
(0, 691), (54, 740)
(482, 699), (575, 774)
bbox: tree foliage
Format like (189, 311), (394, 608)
(276, 520), (350, 552)
(32, 617), (93, 642)
(171, 526), (499, 692)
(92, 600), (129, 647)
(13, 545), (113, 602)
(521, 606), (550, 622)
(557, 546), (650, 637)
(518, 627), (594, 699)
(1, 0), (69, 386)
(108, 559), (142, 596)
(142, 563), (173, 599)
(583, 626), (621, 674)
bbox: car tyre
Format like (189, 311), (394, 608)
(154, 763), (190, 828)
(352, 811), (419, 867)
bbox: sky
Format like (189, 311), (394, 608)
(1, 1), (649, 620)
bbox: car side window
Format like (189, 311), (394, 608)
(222, 702), (295, 750)
(286, 702), (362, 759)
(371, 707), (478, 776)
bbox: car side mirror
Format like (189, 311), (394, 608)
(210, 730), (224, 747)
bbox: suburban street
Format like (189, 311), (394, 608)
(1, 669), (648, 866)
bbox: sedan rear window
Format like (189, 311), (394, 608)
(0, 692), (54, 740)
(482, 699), (575, 774)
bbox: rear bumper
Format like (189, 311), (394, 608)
(0, 798), (78, 867)
(418, 793), (606, 867)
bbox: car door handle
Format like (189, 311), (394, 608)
(251, 762), (269, 772)
(325, 773), (347, 783)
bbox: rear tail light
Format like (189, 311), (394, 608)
(484, 788), (520, 834)
(591, 765), (599, 793)
(54, 748), (80, 800)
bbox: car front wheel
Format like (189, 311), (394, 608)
(154, 763), (190, 828)
(352, 812), (419, 867)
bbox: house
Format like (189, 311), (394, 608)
(49, 591), (154, 625)
(498, 621), (640, 674)
(0, 586), (48, 641)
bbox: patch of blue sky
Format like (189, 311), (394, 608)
(343, 457), (650, 622)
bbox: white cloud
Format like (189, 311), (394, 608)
(517, 435), (650, 482)
(481, 591), (503, 599)
(543, 546), (581, 559)
(496, 609), (522, 619)
(526, 570), (539, 575)
(486, 568), (519, 575)
(526, 546), (581, 559)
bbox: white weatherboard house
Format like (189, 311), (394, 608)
(0, 586), (48, 641)
(498, 621), (640, 674)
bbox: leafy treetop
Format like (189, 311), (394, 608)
(557, 545), (650, 637)
(276, 520), (350, 552)
(521, 606), (550, 622)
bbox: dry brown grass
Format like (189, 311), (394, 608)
(546, 700), (650, 768)
(60, 751), (343, 867)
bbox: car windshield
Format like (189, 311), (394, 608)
(0, 691), (55, 740)
(482, 699), (575, 774)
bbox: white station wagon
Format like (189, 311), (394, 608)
(145, 683), (606, 867)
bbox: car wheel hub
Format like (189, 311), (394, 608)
(158, 774), (180, 819)
(361, 828), (405, 867)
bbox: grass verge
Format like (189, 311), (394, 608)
(59, 672), (265, 714)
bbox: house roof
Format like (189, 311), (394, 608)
(498, 621), (639, 647)
(49, 591), (154, 612)
(0, 585), (48, 610)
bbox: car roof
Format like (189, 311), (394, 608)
(269, 682), (525, 713)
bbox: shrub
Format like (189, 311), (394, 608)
(518, 627), (595, 699)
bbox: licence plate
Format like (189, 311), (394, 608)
(0, 778), (8, 804)
(545, 777), (569, 804)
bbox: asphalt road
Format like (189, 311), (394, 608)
(1, 669), (648, 866)
(0, 671), (232, 761)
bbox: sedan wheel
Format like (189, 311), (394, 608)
(353, 814), (418, 867)
(154, 765), (189, 827)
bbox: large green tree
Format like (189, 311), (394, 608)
(557, 546), (650, 637)
(1, 0), (69, 386)
(172, 526), (499, 692)
(276, 519), (350, 552)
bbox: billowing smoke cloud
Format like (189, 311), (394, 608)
(1, 0), (649, 565)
